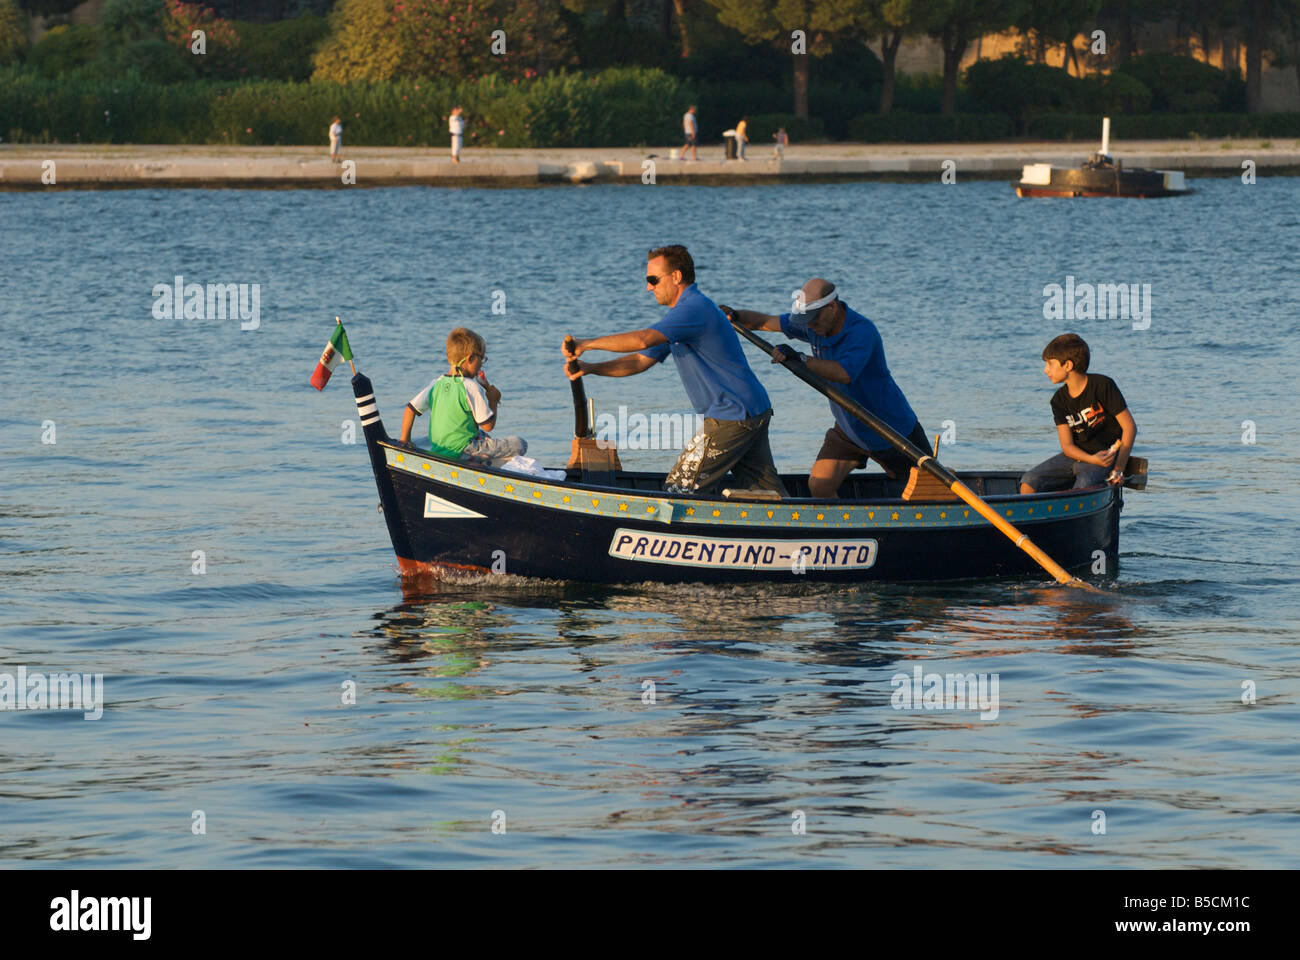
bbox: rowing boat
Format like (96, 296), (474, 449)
(351, 372), (1139, 584)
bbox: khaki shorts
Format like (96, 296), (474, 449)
(664, 409), (787, 498)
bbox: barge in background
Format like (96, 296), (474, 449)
(1016, 117), (1191, 198)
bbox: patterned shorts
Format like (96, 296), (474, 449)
(664, 409), (787, 498)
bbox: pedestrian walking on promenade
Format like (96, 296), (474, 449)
(449, 106), (465, 163)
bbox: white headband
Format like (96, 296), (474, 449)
(795, 290), (838, 314)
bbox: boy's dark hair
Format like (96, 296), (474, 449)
(1042, 333), (1090, 373)
(648, 245), (695, 285)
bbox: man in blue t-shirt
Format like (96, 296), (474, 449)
(724, 278), (926, 499)
(563, 245), (787, 497)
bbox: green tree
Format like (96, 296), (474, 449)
(0, 0), (28, 66)
(15, 0), (81, 15)
(561, 0), (676, 69)
(93, 0), (254, 82)
(662, 0), (694, 58)
(163, 0), (241, 77)
(898, 0), (1024, 115)
(28, 22), (98, 75)
(1195, 0), (1300, 112)
(232, 13), (331, 81)
(95, 0), (206, 83)
(1098, 0), (1167, 64)
(705, 0), (878, 118)
(101, 0), (168, 44)
(866, 0), (927, 114)
(1240, 0), (1298, 112)
(312, 0), (573, 84)
(1017, 0), (1103, 75)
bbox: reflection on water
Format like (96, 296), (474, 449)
(322, 576), (1277, 866)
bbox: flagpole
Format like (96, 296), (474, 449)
(337, 316), (356, 375)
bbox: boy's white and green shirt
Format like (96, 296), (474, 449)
(409, 375), (493, 459)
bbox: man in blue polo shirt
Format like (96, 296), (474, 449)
(563, 245), (787, 497)
(724, 278), (926, 498)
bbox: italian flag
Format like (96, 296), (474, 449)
(310, 323), (353, 390)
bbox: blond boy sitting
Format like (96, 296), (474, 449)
(399, 327), (526, 465)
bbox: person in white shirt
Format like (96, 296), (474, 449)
(329, 116), (342, 163)
(449, 106), (465, 163)
(680, 105), (698, 162)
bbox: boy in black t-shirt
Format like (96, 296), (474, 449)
(1019, 333), (1137, 494)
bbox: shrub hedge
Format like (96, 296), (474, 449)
(686, 80), (789, 138)
(1026, 112), (1300, 140)
(0, 66), (694, 146)
(847, 112), (1012, 142)
(231, 13), (331, 82)
(965, 56), (1085, 130)
(965, 52), (1248, 133)
(5, 63), (1294, 147)
(745, 113), (825, 145)
(1120, 52), (1246, 112)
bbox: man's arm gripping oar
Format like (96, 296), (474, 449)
(726, 316), (1100, 591)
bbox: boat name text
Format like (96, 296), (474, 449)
(609, 530), (878, 570)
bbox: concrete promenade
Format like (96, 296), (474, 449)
(2, 140), (1297, 187)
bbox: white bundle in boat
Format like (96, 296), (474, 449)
(500, 456), (567, 481)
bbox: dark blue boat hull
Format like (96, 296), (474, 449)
(353, 373), (1121, 585)
(385, 458), (1118, 583)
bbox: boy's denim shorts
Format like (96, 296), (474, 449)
(461, 431), (526, 466)
(1020, 452), (1109, 491)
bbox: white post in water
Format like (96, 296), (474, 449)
(1101, 116), (1111, 156)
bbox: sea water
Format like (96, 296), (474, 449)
(2, 178), (1298, 867)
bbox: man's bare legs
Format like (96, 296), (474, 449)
(808, 458), (857, 499)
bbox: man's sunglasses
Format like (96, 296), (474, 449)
(646, 274), (669, 286)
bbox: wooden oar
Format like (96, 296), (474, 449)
(563, 335), (622, 480)
(728, 320), (1098, 591)
(564, 337), (590, 438)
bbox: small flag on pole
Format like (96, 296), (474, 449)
(310, 322), (353, 390)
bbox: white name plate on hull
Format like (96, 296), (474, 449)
(609, 528), (877, 570)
